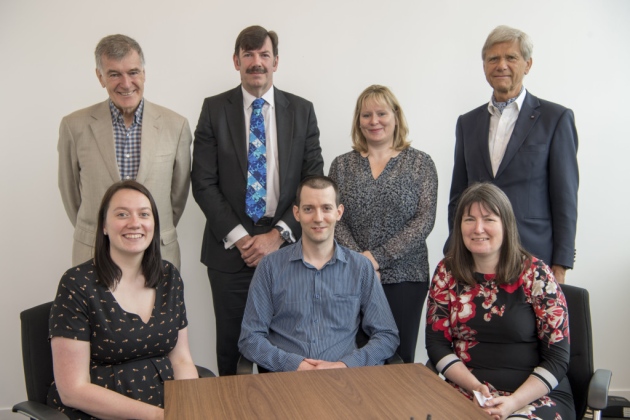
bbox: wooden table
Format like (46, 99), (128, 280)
(165, 363), (488, 419)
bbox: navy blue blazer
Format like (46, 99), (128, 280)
(191, 86), (324, 272)
(447, 92), (579, 268)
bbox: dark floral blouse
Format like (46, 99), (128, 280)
(47, 260), (187, 419)
(426, 258), (575, 419)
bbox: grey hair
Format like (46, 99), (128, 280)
(482, 25), (533, 61)
(95, 34), (145, 71)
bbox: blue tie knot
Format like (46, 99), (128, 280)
(253, 98), (265, 110)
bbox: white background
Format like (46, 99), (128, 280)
(1, 0), (629, 415)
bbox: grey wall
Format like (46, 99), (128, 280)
(1, 0), (629, 415)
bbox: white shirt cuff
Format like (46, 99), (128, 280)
(224, 225), (249, 249)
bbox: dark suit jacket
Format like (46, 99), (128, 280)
(192, 86), (324, 272)
(447, 92), (579, 268)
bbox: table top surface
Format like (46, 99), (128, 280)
(165, 363), (489, 419)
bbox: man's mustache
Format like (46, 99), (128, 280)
(246, 66), (267, 74)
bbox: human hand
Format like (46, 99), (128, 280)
(551, 265), (566, 284)
(483, 395), (519, 420)
(303, 359), (347, 370)
(297, 359), (318, 371)
(361, 251), (379, 271)
(472, 384), (492, 408)
(239, 231), (283, 267)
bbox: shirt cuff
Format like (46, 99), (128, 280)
(283, 353), (306, 371)
(224, 225), (249, 249)
(276, 221), (296, 243)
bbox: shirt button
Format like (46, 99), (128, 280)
(125, 176), (131, 180)
(315, 294), (320, 299)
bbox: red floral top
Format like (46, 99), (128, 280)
(426, 257), (570, 395)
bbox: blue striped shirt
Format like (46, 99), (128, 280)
(109, 99), (143, 180)
(238, 240), (399, 372)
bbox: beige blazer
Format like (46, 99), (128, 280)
(58, 99), (192, 268)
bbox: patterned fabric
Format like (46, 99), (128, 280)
(328, 148), (438, 284)
(47, 260), (188, 419)
(491, 87), (523, 114)
(110, 99), (143, 180)
(238, 240), (399, 372)
(246, 98), (267, 222)
(425, 258), (574, 419)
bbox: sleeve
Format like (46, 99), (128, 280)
(49, 267), (92, 342)
(425, 260), (463, 374)
(191, 99), (245, 240)
(445, 116), (469, 254)
(339, 259), (399, 367)
(237, 258), (305, 372)
(328, 156), (361, 252)
(57, 117), (81, 226)
(548, 109), (579, 268)
(370, 153), (438, 269)
(170, 118), (192, 226)
(527, 261), (570, 391)
(278, 100), (324, 233)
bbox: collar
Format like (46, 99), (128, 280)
(109, 98), (144, 125)
(487, 88), (526, 116)
(289, 239), (348, 266)
(242, 85), (275, 109)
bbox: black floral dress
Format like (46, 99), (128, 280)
(426, 258), (575, 419)
(47, 260), (187, 419)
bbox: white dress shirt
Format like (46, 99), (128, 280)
(487, 88), (527, 176)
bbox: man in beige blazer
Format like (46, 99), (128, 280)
(58, 34), (192, 268)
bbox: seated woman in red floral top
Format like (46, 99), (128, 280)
(426, 183), (574, 420)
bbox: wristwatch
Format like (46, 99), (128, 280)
(273, 226), (292, 243)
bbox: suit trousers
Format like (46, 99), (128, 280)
(207, 265), (256, 376)
(382, 281), (428, 364)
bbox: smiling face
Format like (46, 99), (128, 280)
(461, 202), (504, 268)
(233, 36), (278, 97)
(359, 99), (397, 148)
(103, 188), (155, 261)
(96, 50), (145, 118)
(293, 186), (344, 248)
(483, 40), (532, 102)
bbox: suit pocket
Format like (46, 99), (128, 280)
(74, 225), (96, 246)
(161, 228), (178, 246)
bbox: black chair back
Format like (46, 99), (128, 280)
(560, 284), (594, 420)
(20, 301), (54, 405)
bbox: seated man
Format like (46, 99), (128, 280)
(238, 176), (399, 372)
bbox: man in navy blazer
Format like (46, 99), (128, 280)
(192, 26), (324, 375)
(448, 25), (578, 283)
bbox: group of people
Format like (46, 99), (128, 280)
(48, 23), (578, 420)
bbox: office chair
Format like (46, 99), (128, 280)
(13, 301), (215, 420)
(561, 284), (611, 420)
(424, 284), (612, 420)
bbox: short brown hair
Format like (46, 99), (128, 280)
(351, 85), (411, 154)
(234, 25), (278, 57)
(446, 183), (531, 285)
(295, 176), (340, 207)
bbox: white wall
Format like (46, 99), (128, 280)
(1, 0), (629, 415)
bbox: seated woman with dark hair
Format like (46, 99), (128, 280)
(48, 180), (198, 420)
(426, 183), (574, 420)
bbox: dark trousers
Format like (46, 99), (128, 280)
(207, 266), (256, 376)
(382, 281), (429, 363)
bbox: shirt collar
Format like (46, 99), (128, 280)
(109, 98), (144, 125)
(289, 239), (348, 266)
(487, 88), (527, 116)
(242, 85), (275, 110)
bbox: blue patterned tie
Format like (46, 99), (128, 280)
(245, 98), (267, 222)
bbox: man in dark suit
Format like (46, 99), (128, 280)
(448, 25), (579, 283)
(192, 25), (324, 375)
